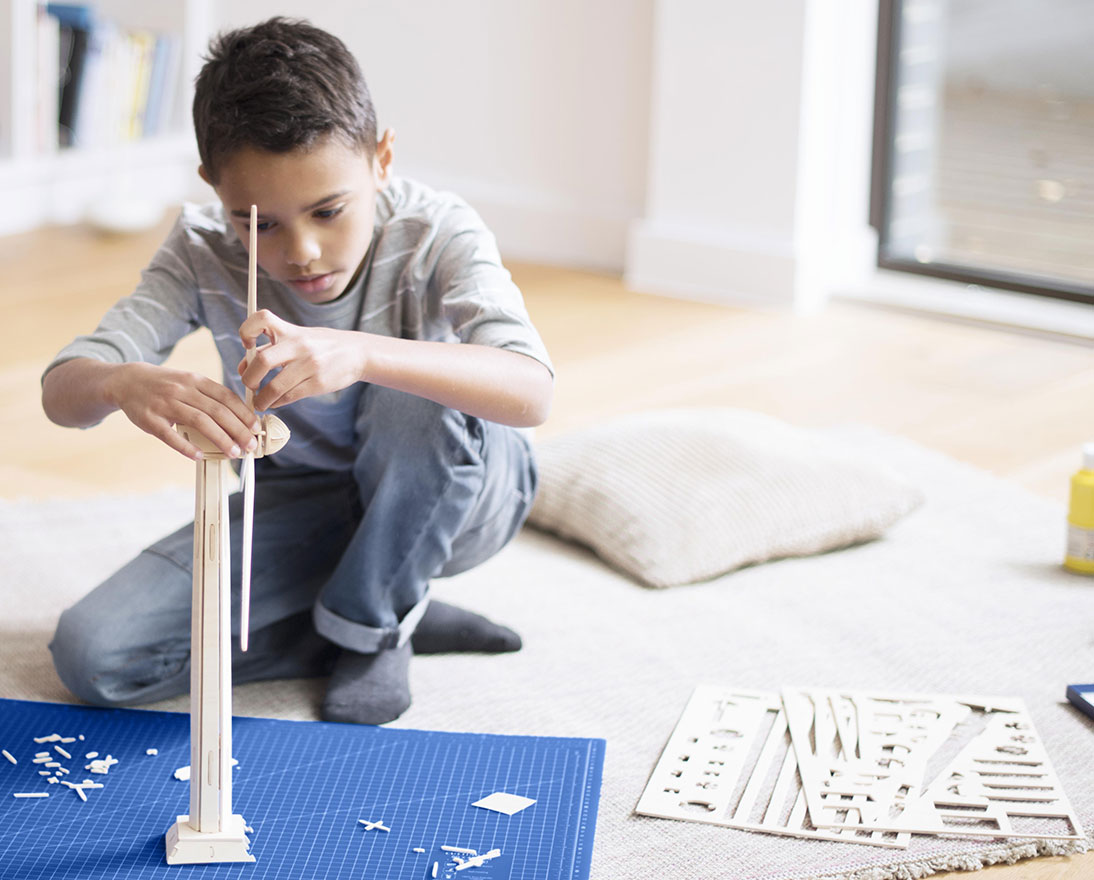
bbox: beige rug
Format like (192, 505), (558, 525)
(2, 426), (1092, 880)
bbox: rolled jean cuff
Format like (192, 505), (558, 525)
(312, 595), (430, 653)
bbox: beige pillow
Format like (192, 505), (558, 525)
(526, 409), (923, 588)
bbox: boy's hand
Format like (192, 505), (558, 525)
(239, 310), (366, 410)
(109, 362), (260, 461)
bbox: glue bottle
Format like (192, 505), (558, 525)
(1064, 443), (1094, 574)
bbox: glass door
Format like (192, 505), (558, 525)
(871, 0), (1094, 304)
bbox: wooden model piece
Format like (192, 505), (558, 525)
(240, 203), (259, 653)
(165, 206), (289, 865)
(637, 685), (1084, 848)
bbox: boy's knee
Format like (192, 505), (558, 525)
(356, 386), (461, 443)
(354, 387), (483, 473)
(50, 604), (120, 706)
(50, 604), (188, 707)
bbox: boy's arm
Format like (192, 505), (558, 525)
(42, 358), (261, 460)
(239, 311), (553, 428)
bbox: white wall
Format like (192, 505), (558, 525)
(214, 1), (873, 308)
(215, 0), (654, 271)
(0, 0), (881, 310)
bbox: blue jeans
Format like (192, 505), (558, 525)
(50, 385), (537, 706)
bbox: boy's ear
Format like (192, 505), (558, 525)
(198, 165), (213, 187)
(373, 129), (395, 187)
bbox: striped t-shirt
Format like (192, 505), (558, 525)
(44, 176), (553, 472)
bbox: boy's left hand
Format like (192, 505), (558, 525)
(239, 310), (366, 410)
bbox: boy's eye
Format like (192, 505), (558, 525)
(315, 206), (344, 220)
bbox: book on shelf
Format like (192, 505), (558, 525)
(43, 3), (184, 153)
(36, 9), (60, 154)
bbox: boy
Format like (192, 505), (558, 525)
(40, 18), (554, 725)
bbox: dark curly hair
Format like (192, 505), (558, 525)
(193, 17), (377, 183)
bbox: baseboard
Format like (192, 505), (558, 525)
(624, 219), (798, 308)
(838, 269), (1094, 342)
(0, 137), (202, 236)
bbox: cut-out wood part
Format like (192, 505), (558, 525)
(784, 690), (1084, 842)
(635, 686), (910, 847)
(637, 685), (1083, 850)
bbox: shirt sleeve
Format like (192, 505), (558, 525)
(427, 202), (554, 376)
(42, 215), (204, 382)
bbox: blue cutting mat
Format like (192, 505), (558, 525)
(0, 699), (604, 880)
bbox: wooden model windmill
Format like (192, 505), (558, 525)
(165, 207), (288, 864)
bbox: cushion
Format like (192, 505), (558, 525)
(525, 408), (923, 588)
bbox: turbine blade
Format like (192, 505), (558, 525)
(240, 453), (255, 653)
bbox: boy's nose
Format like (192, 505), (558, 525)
(285, 234), (321, 267)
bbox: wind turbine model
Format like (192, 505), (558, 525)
(165, 206), (289, 865)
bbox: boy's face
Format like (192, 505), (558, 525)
(203, 132), (394, 304)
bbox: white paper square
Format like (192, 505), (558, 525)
(471, 792), (536, 815)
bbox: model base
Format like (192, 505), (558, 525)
(165, 814), (255, 864)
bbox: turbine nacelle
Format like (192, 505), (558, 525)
(176, 413), (290, 460)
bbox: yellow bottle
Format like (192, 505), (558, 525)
(1065, 443), (1094, 574)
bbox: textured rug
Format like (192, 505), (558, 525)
(2, 426), (1093, 880)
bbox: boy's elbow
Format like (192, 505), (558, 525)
(41, 369), (67, 426)
(521, 367), (554, 428)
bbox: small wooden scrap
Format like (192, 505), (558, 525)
(431, 863), (438, 879)
(13, 792), (49, 798)
(32, 757), (51, 764)
(85, 755), (118, 774)
(59, 737), (76, 744)
(146, 748), (158, 756)
(85, 752), (99, 759)
(358, 819), (391, 832)
(61, 779), (104, 802)
(2, 749), (17, 765)
(413, 847), (426, 853)
(472, 792), (536, 815)
(33, 734), (61, 743)
(455, 849), (502, 872)
(55, 746), (72, 759)
(441, 846), (477, 854)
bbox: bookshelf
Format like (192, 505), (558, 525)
(0, 0), (212, 236)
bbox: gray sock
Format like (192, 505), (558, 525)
(411, 600), (522, 654)
(321, 642), (412, 725)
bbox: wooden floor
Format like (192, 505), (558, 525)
(2, 217), (1092, 878)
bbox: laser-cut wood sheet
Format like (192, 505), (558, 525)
(636, 685), (1083, 849)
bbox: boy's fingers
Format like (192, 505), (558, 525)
(196, 376), (261, 431)
(150, 421), (204, 461)
(184, 414), (241, 459)
(177, 404), (254, 459)
(252, 362), (308, 410)
(240, 309), (287, 350)
(240, 344), (293, 401)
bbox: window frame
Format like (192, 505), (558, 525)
(869, 0), (1094, 307)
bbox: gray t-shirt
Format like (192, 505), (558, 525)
(44, 176), (553, 471)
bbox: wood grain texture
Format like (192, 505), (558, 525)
(2, 218), (1092, 877)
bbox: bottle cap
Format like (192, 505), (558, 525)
(1084, 443), (1094, 471)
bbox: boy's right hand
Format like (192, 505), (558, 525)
(108, 362), (261, 461)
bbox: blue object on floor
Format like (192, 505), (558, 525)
(0, 699), (604, 879)
(1065, 683), (1094, 723)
